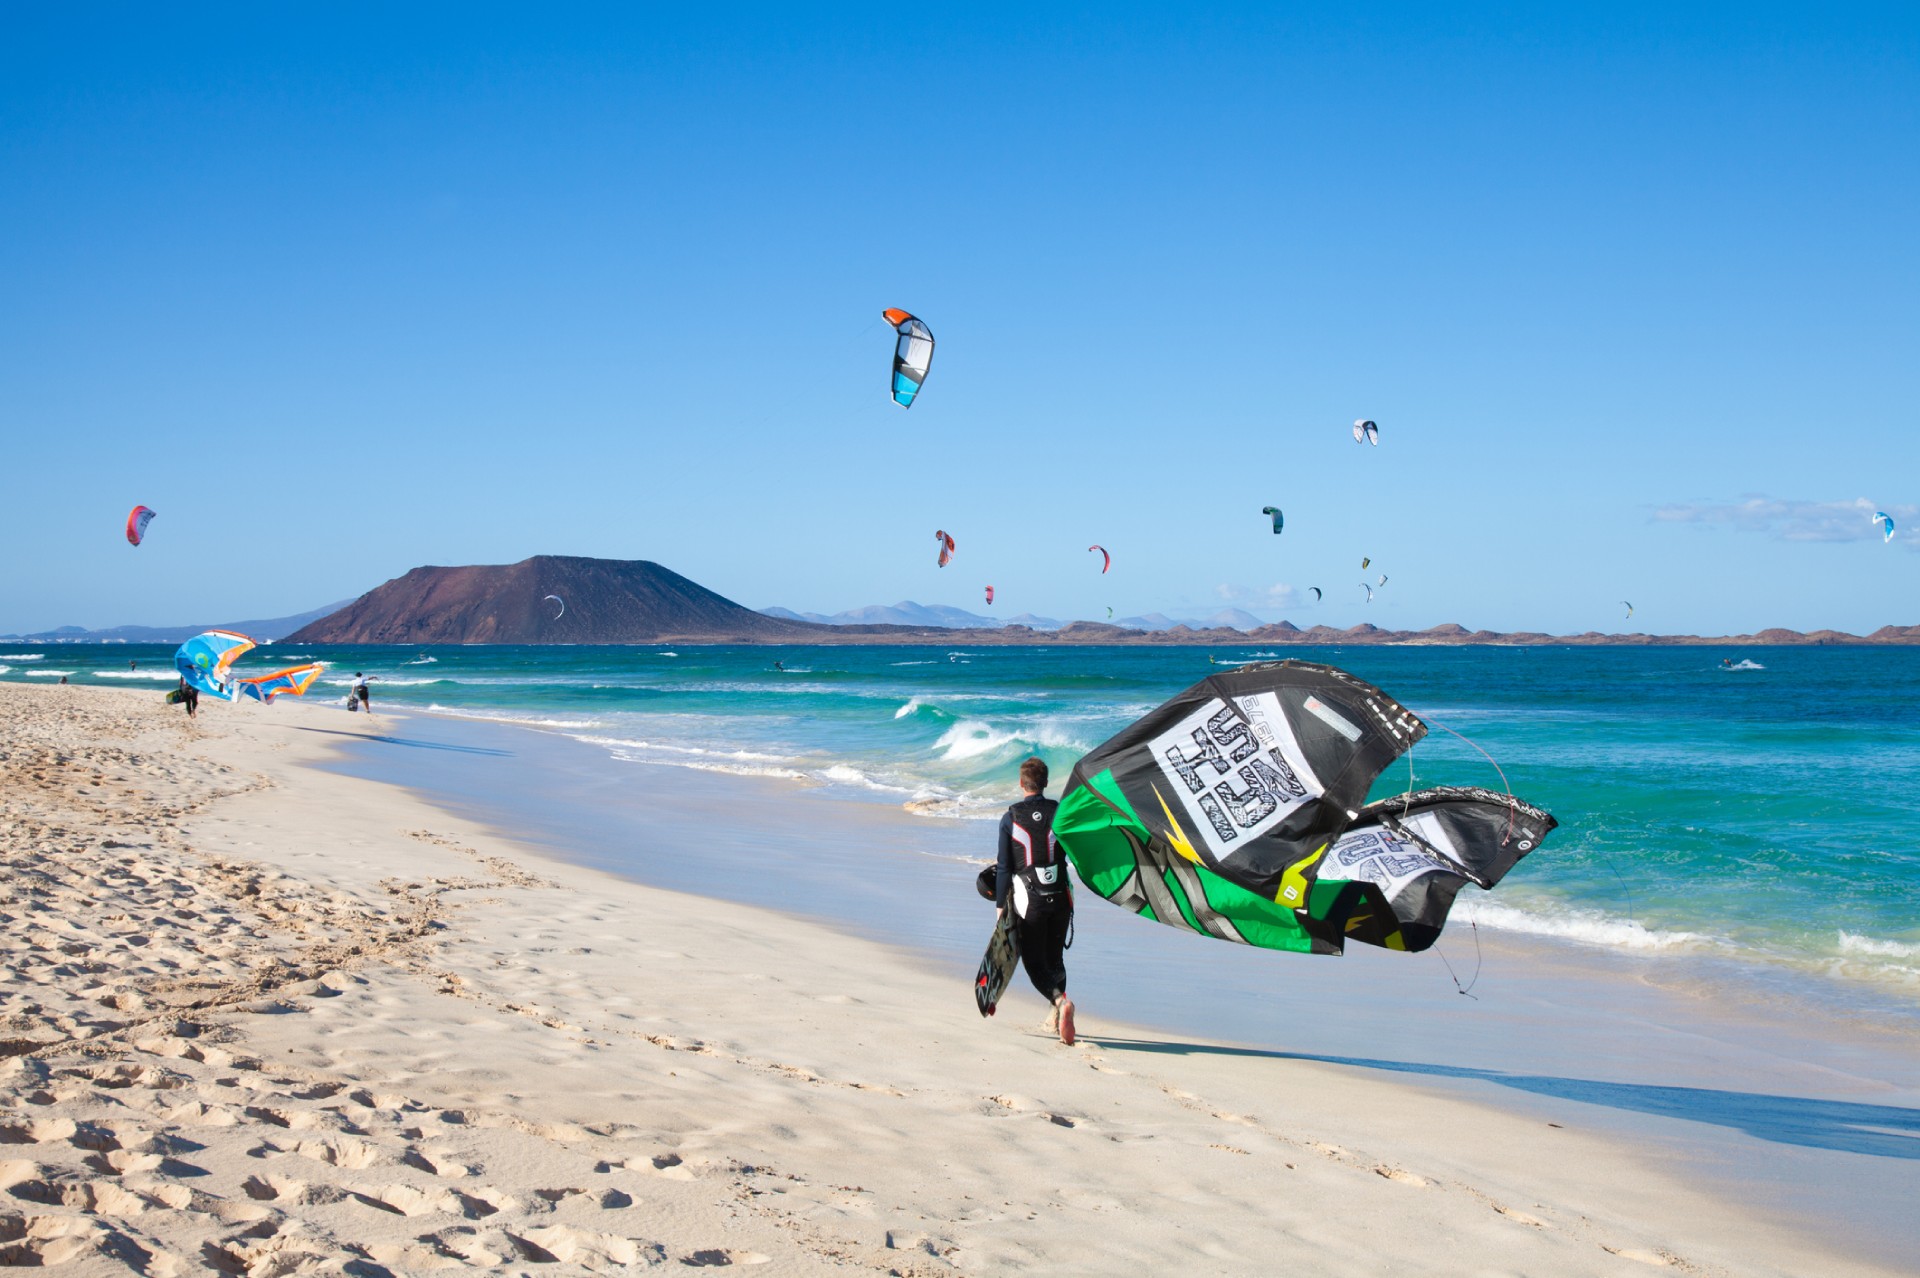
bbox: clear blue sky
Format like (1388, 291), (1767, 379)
(3, 4), (1915, 636)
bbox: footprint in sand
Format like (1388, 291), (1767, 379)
(1603, 1244), (1679, 1267)
(402, 1146), (474, 1178)
(259, 1135), (381, 1169)
(682, 1246), (771, 1266)
(645, 1153), (695, 1181)
(351, 1182), (458, 1217)
(1495, 1204), (1548, 1227)
(0, 1213), (104, 1266)
(452, 1185), (516, 1218)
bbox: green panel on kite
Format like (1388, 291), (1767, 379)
(1053, 661), (1557, 959)
(1057, 768), (1321, 954)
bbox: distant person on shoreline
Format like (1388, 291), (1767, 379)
(995, 756), (1076, 1045)
(352, 672), (379, 714)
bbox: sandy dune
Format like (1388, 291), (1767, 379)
(0, 684), (1887, 1275)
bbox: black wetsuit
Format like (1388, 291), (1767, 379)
(995, 794), (1072, 1002)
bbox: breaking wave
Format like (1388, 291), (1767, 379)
(423, 704), (607, 730)
(1467, 901), (1719, 952)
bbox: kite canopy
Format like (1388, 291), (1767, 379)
(1359, 583), (1373, 603)
(174, 630), (255, 702)
(883, 308), (934, 408)
(1053, 661), (1553, 956)
(544, 594), (565, 619)
(1309, 787), (1555, 953)
(1873, 511), (1895, 543)
(1622, 600), (1634, 620)
(934, 529), (956, 567)
(1088, 544), (1110, 573)
(237, 663), (327, 703)
(126, 505), (156, 546)
(1353, 419), (1379, 446)
(1360, 556), (1370, 570)
(1261, 507), (1283, 535)
(985, 585), (995, 605)
(1308, 587), (1322, 603)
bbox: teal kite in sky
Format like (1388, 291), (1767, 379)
(883, 308), (934, 408)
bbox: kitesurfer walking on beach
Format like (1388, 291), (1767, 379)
(351, 672), (378, 714)
(996, 756), (1076, 1045)
(175, 676), (198, 719)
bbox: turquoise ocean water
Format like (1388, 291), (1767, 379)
(13, 642), (1920, 1001)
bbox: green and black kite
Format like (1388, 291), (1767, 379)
(1054, 661), (1555, 955)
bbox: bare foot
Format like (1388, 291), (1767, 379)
(1056, 998), (1075, 1046)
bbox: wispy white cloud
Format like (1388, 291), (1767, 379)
(1213, 582), (1319, 609)
(1652, 496), (1913, 545)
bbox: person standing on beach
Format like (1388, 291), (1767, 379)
(176, 676), (198, 719)
(352, 672), (379, 714)
(995, 756), (1076, 1045)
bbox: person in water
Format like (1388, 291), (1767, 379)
(995, 756), (1076, 1045)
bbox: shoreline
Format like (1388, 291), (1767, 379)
(323, 697), (1920, 1268)
(4, 682), (1912, 1272)
(381, 693), (1920, 1033)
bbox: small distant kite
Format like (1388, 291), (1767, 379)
(1622, 601), (1634, 620)
(1106, 606), (1114, 620)
(935, 529), (956, 567)
(1352, 419), (1379, 446)
(883, 308), (935, 408)
(1360, 556), (1370, 570)
(126, 505), (156, 546)
(1308, 587), (1322, 603)
(1088, 545), (1111, 573)
(1359, 583), (1374, 604)
(1872, 511), (1895, 543)
(1377, 574), (1388, 588)
(985, 585), (995, 605)
(544, 594), (565, 620)
(1261, 507), (1283, 535)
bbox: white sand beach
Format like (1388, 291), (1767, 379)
(0, 682), (1904, 1275)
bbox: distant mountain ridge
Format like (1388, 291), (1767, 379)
(139, 555), (1920, 647)
(0, 601), (353, 645)
(758, 602), (1281, 632)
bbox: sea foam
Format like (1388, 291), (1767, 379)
(1468, 901), (1717, 952)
